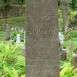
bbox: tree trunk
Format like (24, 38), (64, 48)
(26, 0), (59, 77)
(61, 0), (69, 33)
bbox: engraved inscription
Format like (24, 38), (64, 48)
(27, 28), (53, 35)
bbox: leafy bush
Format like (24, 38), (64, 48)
(0, 31), (5, 40)
(60, 59), (77, 77)
(0, 41), (25, 77)
(60, 66), (77, 77)
(0, 31), (24, 42)
(8, 16), (25, 28)
(60, 66), (72, 77)
(69, 10), (77, 28)
(69, 11), (77, 23)
(65, 30), (77, 40)
(58, 9), (63, 32)
(0, 16), (25, 30)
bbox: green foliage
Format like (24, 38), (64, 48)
(69, 11), (77, 23)
(0, 16), (25, 30)
(0, 31), (5, 40)
(69, 0), (77, 10)
(7, 16), (25, 28)
(58, 9), (63, 32)
(65, 30), (77, 40)
(60, 66), (77, 77)
(58, 18), (63, 31)
(60, 66), (72, 77)
(17, 0), (25, 5)
(0, 0), (25, 6)
(0, 31), (5, 37)
(60, 61), (71, 70)
(60, 55), (77, 77)
(0, 41), (25, 77)
(60, 38), (77, 77)
(0, 31), (24, 42)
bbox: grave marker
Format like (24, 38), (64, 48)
(59, 32), (64, 44)
(16, 34), (20, 43)
(72, 54), (77, 69)
(26, 0), (59, 77)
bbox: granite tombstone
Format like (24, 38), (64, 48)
(26, 0), (59, 77)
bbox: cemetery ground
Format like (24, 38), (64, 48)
(1, 30), (77, 77)
(0, 41), (25, 77)
(0, 7), (77, 77)
(60, 34), (77, 77)
(0, 26), (77, 77)
(0, 16), (25, 77)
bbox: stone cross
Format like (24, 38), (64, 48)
(26, 0), (59, 77)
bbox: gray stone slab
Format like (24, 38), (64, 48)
(26, 0), (59, 77)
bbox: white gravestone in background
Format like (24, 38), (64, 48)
(59, 32), (64, 44)
(16, 34), (21, 43)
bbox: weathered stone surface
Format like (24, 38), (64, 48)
(72, 54), (77, 69)
(5, 24), (10, 40)
(26, 0), (59, 77)
(60, 48), (67, 60)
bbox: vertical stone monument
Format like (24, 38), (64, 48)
(5, 24), (10, 40)
(26, 0), (59, 77)
(16, 34), (20, 43)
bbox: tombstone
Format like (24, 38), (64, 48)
(26, 0), (59, 77)
(69, 43), (74, 53)
(60, 47), (67, 60)
(72, 54), (77, 69)
(59, 32), (64, 44)
(5, 24), (10, 40)
(16, 34), (20, 43)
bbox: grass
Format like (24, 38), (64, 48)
(0, 28), (77, 77)
(63, 37), (77, 51)
(0, 41), (25, 77)
(0, 31), (24, 42)
(7, 16), (25, 27)
(0, 16), (25, 30)
(60, 35), (77, 77)
(0, 31), (5, 40)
